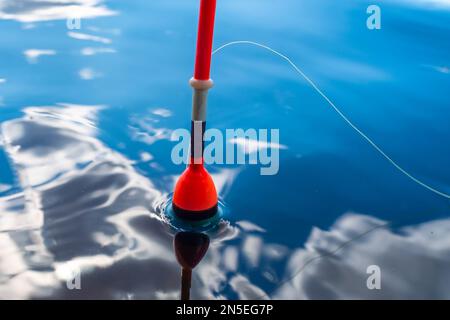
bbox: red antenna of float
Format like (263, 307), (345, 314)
(172, 0), (218, 220)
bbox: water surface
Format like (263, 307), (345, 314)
(0, 0), (450, 299)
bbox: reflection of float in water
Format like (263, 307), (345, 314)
(174, 232), (210, 300)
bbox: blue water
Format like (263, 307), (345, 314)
(0, 0), (449, 299)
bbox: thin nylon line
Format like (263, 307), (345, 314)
(259, 221), (391, 300)
(213, 40), (450, 200)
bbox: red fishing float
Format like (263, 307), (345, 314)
(172, 0), (218, 221)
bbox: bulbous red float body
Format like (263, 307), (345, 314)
(172, 163), (218, 220)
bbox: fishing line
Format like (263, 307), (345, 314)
(213, 40), (450, 200)
(261, 220), (391, 300)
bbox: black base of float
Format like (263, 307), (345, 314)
(172, 203), (218, 221)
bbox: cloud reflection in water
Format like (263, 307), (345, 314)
(0, 0), (117, 23)
(0, 104), (450, 299)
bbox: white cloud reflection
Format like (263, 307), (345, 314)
(79, 67), (102, 80)
(23, 49), (56, 63)
(151, 108), (172, 118)
(1, 104), (449, 299)
(0, 103), (166, 298)
(192, 213), (450, 299)
(425, 65), (450, 74)
(81, 47), (116, 56)
(68, 31), (112, 44)
(390, 0), (450, 9)
(273, 214), (450, 299)
(0, 0), (117, 23)
(129, 116), (173, 146)
(229, 137), (287, 155)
